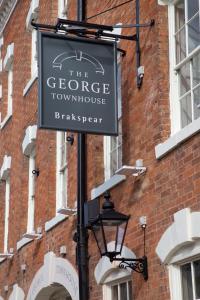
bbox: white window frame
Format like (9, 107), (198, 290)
(56, 131), (68, 213)
(103, 277), (133, 300)
(156, 208), (200, 300)
(0, 36), (3, 99)
(0, 155), (11, 254)
(4, 178), (10, 253)
(58, 0), (68, 18)
(27, 150), (36, 233)
(155, 0), (200, 159)
(168, 1), (200, 134)
(169, 252), (200, 300)
(31, 29), (37, 77)
(22, 125), (37, 235)
(25, 0), (39, 82)
(104, 57), (122, 181)
(0, 42), (14, 128)
(95, 243), (135, 300)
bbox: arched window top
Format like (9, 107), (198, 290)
(94, 242), (135, 284)
(156, 208), (200, 264)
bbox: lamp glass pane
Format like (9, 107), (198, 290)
(116, 222), (127, 253)
(92, 223), (107, 256)
(103, 224), (119, 254)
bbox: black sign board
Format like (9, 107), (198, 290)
(38, 32), (118, 135)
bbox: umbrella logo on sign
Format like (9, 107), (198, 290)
(52, 50), (105, 75)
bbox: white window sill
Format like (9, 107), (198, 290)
(155, 118), (200, 159)
(0, 258), (6, 263)
(23, 73), (38, 96)
(91, 174), (126, 200)
(45, 214), (68, 232)
(57, 207), (77, 216)
(17, 237), (33, 251)
(0, 112), (12, 129)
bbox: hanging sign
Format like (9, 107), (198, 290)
(38, 31), (118, 135)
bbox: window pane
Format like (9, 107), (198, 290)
(175, 27), (186, 63)
(187, 0), (199, 20)
(194, 259), (200, 298)
(175, 1), (185, 31)
(128, 281), (132, 300)
(188, 15), (200, 53)
(120, 282), (127, 300)
(193, 86), (200, 120)
(111, 285), (118, 300)
(179, 62), (190, 96)
(181, 263), (193, 300)
(180, 94), (192, 127)
(193, 52), (200, 87)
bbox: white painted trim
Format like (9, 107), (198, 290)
(4, 179), (10, 253)
(58, 0), (68, 18)
(22, 125), (37, 156)
(0, 47), (13, 129)
(3, 43), (14, 71)
(16, 237), (33, 251)
(9, 284), (25, 300)
(23, 73), (38, 96)
(0, 37), (3, 48)
(31, 29), (37, 77)
(155, 118), (200, 159)
(91, 174), (126, 200)
(156, 208), (200, 264)
(168, 265), (182, 300)
(45, 214), (68, 232)
(168, 4), (180, 135)
(0, 112), (12, 129)
(0, 155), (11, 180)
(56, 131), (68, 212)
(27, 154), (36, 233)
(0, 37), (3, 73)
(94, 242), (135, 284)
(104, 136), (111, 180)
(26, 251), (79, 300)
(0, 258), (6, 264)
(158, 0), (177, 4)
(0, 0), (18, 36)
(26, 0), (39, 31)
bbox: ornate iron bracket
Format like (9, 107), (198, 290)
(112, 255), (148, 281)
(31, 0), (154, 89)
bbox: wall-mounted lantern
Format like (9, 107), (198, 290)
(86, 191), (148, 280)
